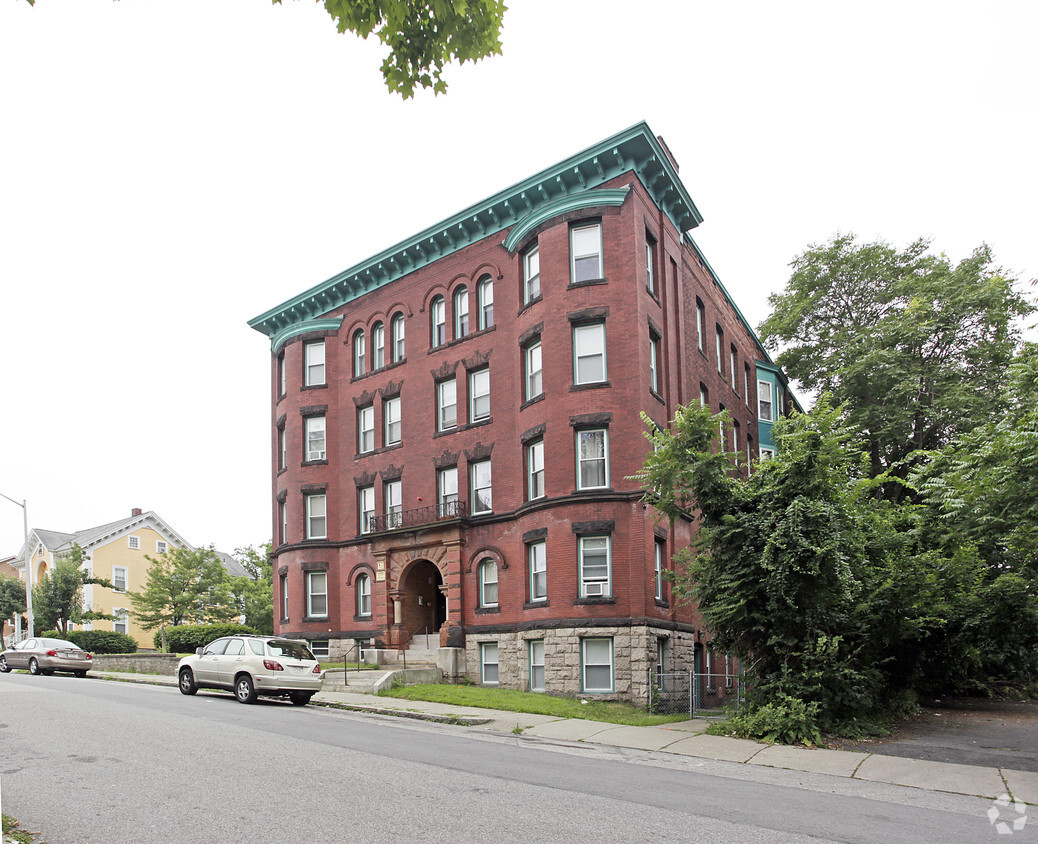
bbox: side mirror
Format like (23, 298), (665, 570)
(195, 647), (204, 656)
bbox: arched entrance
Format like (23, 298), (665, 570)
(400, 560), (445, 644)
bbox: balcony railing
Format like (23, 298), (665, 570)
(369, 499), (467, 533)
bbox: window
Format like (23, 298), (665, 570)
(758, 380), (774, 422)
(469, 368), (490, 422)
(649, 334), (660, 393)
(277, 352), (286, 398)
(305, 341), (325, 386)
(529, 640), (545, 692)
(372, 322), (385, 370)
(776, 389), (785, 417)
(112, 566), (128, 593)
(278, 425), (287, 471)
(573, 322), (606, 384)
(747, 436), (753, 472)
(696, 299), (705, 352)
(438, 466), (458, 515)
(478, 276), (494, 329)
(113, 608), (129, 635)
(353, 329), (366, 377)
(156, 540), (168, 554)
(480, 642), (499, 684)
(385, 479), (402, 529)
(454, 286), (469, 338)
(309, 640), (330, 658)
(654, 541), (664, 601)
(431, 296), (446, 347)
(525, 340), (542, 400)
(359, 486), (375, 534)
(127, 535), (140, 550)
(306, 571), (328, 617)
(645, 235), (656, 295)
(279, 500), (287, 545)
(356, 573), (371, 617)
(306, 494), (327, 539)
(471, 460), (492, 514)
(730, 346), (738, 388)
(384, 396), (401, 446)
(579, 536), (610, 597)
(358, 405), (375, 453)
(760, 446), (776, 460)
(437, 378), (457, 431)
(700, 384), (709, 407)
(576, 429), (609, 489)
(527, 439), (545, 500)
(571, 222), (602, 282)
(732, 419), (740, 454)
(529, 540), (547, 601)
(715, 326), (724, 375)
(392, 313), (406, 362)
(279, 572), (288, 619)
(582, 637), (613, 692)
(305, 415), (326, 461)
(479, 559), (498, 607)
(744, 364), (750, 407)
(523, 245), (540, 303)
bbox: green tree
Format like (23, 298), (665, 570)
(760, 235), (1032, 498)
(0, 575), (27, 643)
(22, 0), (506, 98)
(128, 546), (239, 632)
(31, 545), (114, 635)
(230, 543), (274, 635)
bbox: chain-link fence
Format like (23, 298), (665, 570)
(648, 671), (745, 718)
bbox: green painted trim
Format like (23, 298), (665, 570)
(502, 187), (630, 253)
(271, 317), (344, 353)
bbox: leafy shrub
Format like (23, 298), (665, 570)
(159, 623), (257, 653)
(710, 694), (824, 746)
(38, 629), (137, 654)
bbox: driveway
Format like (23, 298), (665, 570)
(830, 697), (1038, 772)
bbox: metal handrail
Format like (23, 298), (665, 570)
(341, 642), (358, 686)
(401, 624), (430, 669)
(369, 499), (466, 533)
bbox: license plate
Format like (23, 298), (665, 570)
(289, 666), (305, 673)
(66, 653), (82, 660)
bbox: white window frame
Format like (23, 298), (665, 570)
(529, 540), (547, 602)
(576, 428), (609, 490)
(372, 322), (385, 370)
(654, 541), (664, 601)
(578, 535), (611, 598)
(279, 500), (287, 545)
(730, 347), (737, 388)
(306, 493), (327, 540)
(438, 466), (459, 515)
(744, 365), (750, 407)
(523, 245), (540, 303)
(356, 573), (371, 618)
(384, 396), (401, 446)
(480, 642), (499, 685)
(278, 352), (286, 398)
(359, 486), (375, 534)
(471, 460), (492, 515)
(527, 439), (545, 501)
(732, 420), (740, 454)
(469, 368), (490, 422)
(305, 415), (326, 461)
(279, 425), (287, 471)
(479, 559), (498, 608)
(715, 327), (723, 375)
(358, 405), (375, 453)
(431, 296), (446, 347)
(127, 535), (140, 550)
(570, 222), (603, 283)
(529, 639), (545, 692)
(305, 341), (325, 386)
(649, 334), (659, 393)
(113, 607), (129, 635)
(581, 637), (614, 693)
(696, 300), (704, 352)
(454, 286), (469, 338)
(392, 313), (406, 362)
(525, 340), (542, 400)
(280, 573), (288, 619)
(112, 566), (128, 593)
(306, 571), (328, 618)
(155, 540), (168, 554)
(760, 446), (776, 460)
(353, 329), (366, 377)
(437, 378), (457, 431)
(645, 237), (656, 295)
(385, 479), (402, 529)
(478, 276), (494, 329)
(573, 322), (606, 385)
(309, 640), (330, 658)
(758, 380), (774, 422)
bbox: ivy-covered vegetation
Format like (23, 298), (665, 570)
(37, 629), (139, 655)
(160, 623), (258, 654)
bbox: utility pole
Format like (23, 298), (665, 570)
(1, 492), (33, 639)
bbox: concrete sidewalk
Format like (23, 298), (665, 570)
(94, 671), (1037, 807)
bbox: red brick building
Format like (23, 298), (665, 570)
(249, 123), (794, 703)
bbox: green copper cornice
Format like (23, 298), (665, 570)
(502, 187), (630, 253)
(271, 317), (344, 353)
(249, 122), (704, 343)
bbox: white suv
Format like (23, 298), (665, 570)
(177, 635), (324, 706)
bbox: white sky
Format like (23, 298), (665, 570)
(1, 0), (1035, 556)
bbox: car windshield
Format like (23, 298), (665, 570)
(42, 639), (78, 650)
(266, 640), (315, 661)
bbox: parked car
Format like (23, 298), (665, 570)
(0, 637), (93, 677)
(177, 635), (323, 705)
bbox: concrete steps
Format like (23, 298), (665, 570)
(322, 667), (441, 694)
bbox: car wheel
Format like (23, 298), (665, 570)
(235, 674), (257, 704)
(41, 669), (54, 676)
(0, 655), (9, 673)
(289, 691), (313, 706)
(75, 670), (88, 678)
(28, 658), (41, 676)
(178, 668), (198, 696)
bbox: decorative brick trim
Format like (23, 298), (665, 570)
(521, 423), (545, 444)
(354, 472), (377, 487)
(381, 380), (403, 398)
(518, 322), (543, 347)
(433, 449), (459, 469)
(353, 390), (377, 407)
(522, 527), (547, 543)
(300, 405), (328, 417)
(572, 520), (615, 534)
(567, 306), (610, 323)
(569, 412), (612, 428)
(463, 349), (492, 370)
(300, 483), (327, 493)
(431, 360), (460, 381)
(300, 561), (329, 572)
(464, 442), (494, 462)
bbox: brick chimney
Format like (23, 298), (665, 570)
(131, 508), (142, 517)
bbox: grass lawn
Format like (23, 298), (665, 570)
(379, 684), (690, 726)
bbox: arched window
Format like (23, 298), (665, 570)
(478, 276), (494, 329)
(479, 559), (498, 608)
(353, 329), (366, 377)
(454, 286), (469, 339)
(372, 322), (385, 370)
(391, 313), (405, 362)
(356, 573), (371, 618)
(431, 296), (446, 347)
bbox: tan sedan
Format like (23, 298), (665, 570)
(0, 637), (93, 677)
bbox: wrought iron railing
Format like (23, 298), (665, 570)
(369, 499), (466, 533)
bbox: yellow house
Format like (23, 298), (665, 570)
(12, 508), (193, 649)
